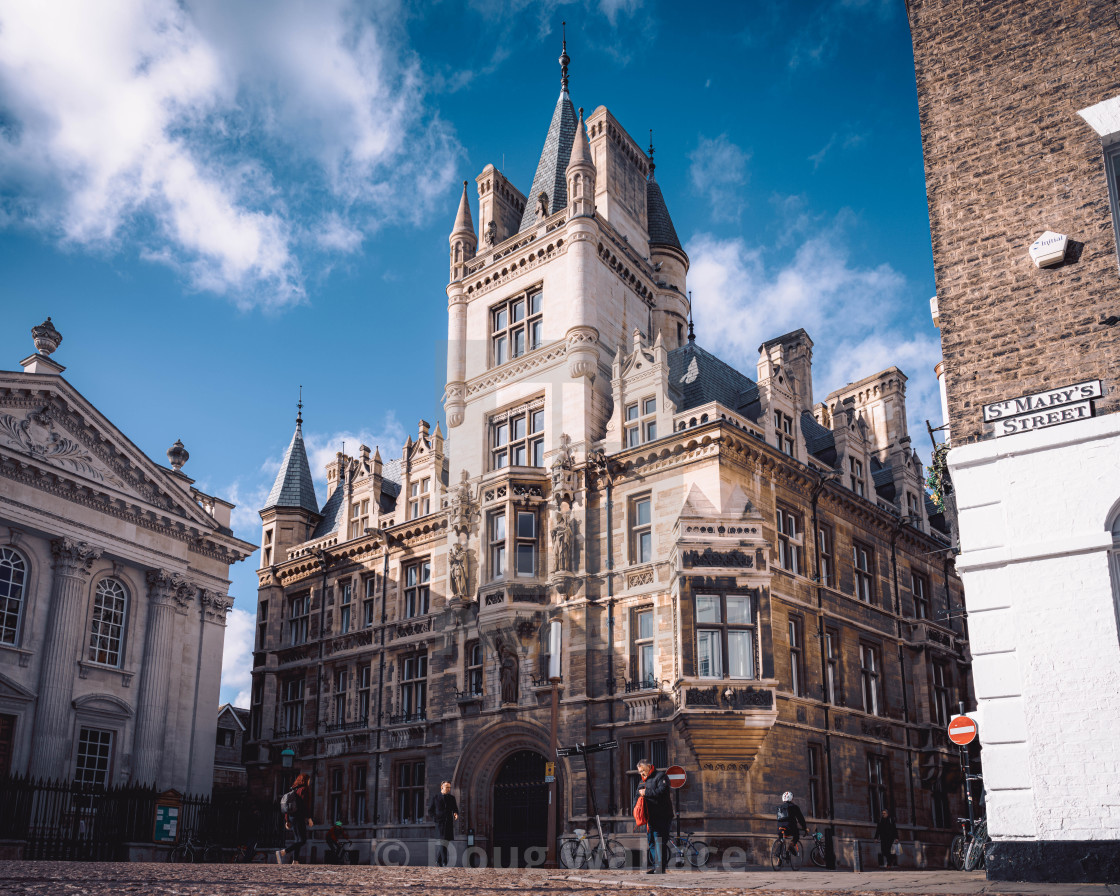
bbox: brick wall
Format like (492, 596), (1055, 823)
(909, 0), (1120, 444)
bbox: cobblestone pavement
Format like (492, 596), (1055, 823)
(0, 863), (1117, 896)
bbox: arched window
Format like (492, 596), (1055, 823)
(0, 547), (27, 645)
(89, 578), (128, 667)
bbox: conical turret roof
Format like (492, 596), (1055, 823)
(452, 180), (475, 236)
(647, 165), (683, 253)
(263, 416), (319, 514)
(517, 67), (579, 233)
(567, 106), (591, 170)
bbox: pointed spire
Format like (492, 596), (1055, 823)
(560, 21), (570, 93)
(517, 28), (579, 232)
(263, 397), (319, 514)
(453, 181), (475, 236)
(568, 107), (591, 168)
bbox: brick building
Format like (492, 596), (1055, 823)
(909, 0), (1120, 882)
(213, 704), (250, 791)
(247, 45), (970, 867)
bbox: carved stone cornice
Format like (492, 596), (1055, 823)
(50, 538), (102, 577)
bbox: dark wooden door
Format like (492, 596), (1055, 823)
(491, 749), (548, 867)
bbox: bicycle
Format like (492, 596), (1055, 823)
(771, 827), (803, 870)
(949, 816), (970, 870)
(169, 830), (222, 863)
(808, 830), (827, 867)
(646, 831), (710, 868)
(230, 841), (267, 863)
(963, 817), (989, 871)
(559, 825), (626, 869)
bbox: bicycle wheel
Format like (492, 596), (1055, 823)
(770, 839), (784, 870)
(603, 839), (627, 869)
(169, 844), (191, 863)
(963, 838), (984, 871)
(789, 842), (803, 870)
(949, 834), (966, 870)
(685, 839), (710, 867)
(810, 843), (826, 867)
(559, 839), (584, 869)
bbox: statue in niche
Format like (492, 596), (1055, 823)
(536, 192), (549, 221)
(448, 469), (475, 536)
(486, 219), (497, 246)
(448, 542), (469, 598)
(551, 510), (574, 573)
(497, 639), (519, 703)
(550, 432), (576, 506)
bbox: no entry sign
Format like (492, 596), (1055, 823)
(666, 765), (687, 789)
(948, 715), (978, 746)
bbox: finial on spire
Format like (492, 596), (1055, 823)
(648, 130), (655, 174)
(297, 385), (303, 429)
(559, 21), (570, 92)
(688, 292), (696, 342)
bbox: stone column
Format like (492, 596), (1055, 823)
(30, 538), (103, 781)
(131, 570), (190, 786)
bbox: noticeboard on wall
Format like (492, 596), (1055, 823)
(153, 789), (184, 844)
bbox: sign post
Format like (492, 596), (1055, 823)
(557, 741), (618, 852)
(948, 712), (979, 835)
(666, 765), (686, 843)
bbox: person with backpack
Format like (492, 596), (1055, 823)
(276, 773), (315, 865)
(776, 791), (809, 856)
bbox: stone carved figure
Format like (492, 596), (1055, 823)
(497, 639), (519, 703)
(448, 542), (469, 598)
(551, 510), (574, 573)
(448, 470), (476, 536)
(550, 433), (576, 506)
(536, 192), (549, 221)
(486, 219), (497, 246)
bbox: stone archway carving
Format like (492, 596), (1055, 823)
(450, 718), (570, 842)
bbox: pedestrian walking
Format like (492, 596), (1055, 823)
(276, 772), (315, 865)
(428, 780), (459, 867)
(875, 808), (900, 867)
(635, 759), (673, 874)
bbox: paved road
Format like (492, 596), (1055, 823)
(0, 862), (1117, 896)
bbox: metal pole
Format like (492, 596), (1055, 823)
(546, 679), (559, 867)
(959, 702), (976, 833)
(810, 472), (839, 870)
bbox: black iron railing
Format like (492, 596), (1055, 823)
(624, 676), (660, 693)
(388, 711), (427, 725)
(321, 719), (368, 733)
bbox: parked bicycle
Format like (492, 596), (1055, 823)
(169, 830), (222, 863)
(770, 828), (802, 870)
(230, 841), (267, 863)
(808, 830), (827, 867)
(559, 823), (626, 869)
(950, 815), (989, 871)
(646, 831), (710, 868)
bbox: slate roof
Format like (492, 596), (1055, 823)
(263, 421), (319, 515)
(647, 170), (683, 252)
(517, 88), (579, 233)
(311, 456), (403, 539)
(801, 411), (836, 457)
(667, 339), (760, 420)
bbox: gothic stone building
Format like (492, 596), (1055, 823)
(910, 0), (1120, 882)
(248, 50), (970, 867)
(0, 319), (256, 795)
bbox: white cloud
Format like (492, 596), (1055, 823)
(303, 413), (409, 493)
(686, 222), (942, 460)
(688, 134), (750, 222)
(0, 0), (460, 308)
(220, 607), (254, 708)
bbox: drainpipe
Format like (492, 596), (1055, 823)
(605, 473), (616, 818)
(890, 517), (917, 834)
(315, 547), (330, 818)
(810, 469), (839, 869)
(370, 530), (390, 826)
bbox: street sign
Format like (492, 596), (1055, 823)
(666, 766), (687, 789)
(545, 761), (555, 777)
(556, 746), (578, 757)
(557, 740), (618, 757)
(948, 715), (978, 746)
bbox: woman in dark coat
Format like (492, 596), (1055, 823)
(874, 809), (899, 867)
(636, 760), (674, 874)
(428, 781), (459, 867)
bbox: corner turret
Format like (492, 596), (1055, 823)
(449, 181), (477, 282)
(566, 107), (595, 219)
(259, 401), (321, 567)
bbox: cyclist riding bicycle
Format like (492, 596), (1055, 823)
(776, 791), (809, 854)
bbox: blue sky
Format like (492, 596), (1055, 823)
(0, 0), (938, 707)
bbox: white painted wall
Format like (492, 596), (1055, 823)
(950, 413), (1120, 842)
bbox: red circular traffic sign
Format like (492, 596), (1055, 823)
(666, 765), (687, 789)
(948, 715), (978, 746)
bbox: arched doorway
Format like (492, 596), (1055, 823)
(491, 749), (549, 867)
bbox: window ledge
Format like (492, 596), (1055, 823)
(78, 660), (134, 687)
(0, 643), (32, 668)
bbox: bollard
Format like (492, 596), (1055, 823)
(824, 828), (837, 870)
(853, 840), (862, 872)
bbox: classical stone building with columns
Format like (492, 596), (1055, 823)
(0, 319), (256, 795)
(248, 48), (971, 867)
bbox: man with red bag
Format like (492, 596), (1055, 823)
(635, 759), (673, 874)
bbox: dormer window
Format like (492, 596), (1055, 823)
(349, 499), (370, 539)
(491, 290), (543, 367)
(849, 458), (866, 497)
(625, 397), (657, 448)
(775, 411), (795, 456)
(408, 478), (431, 520)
